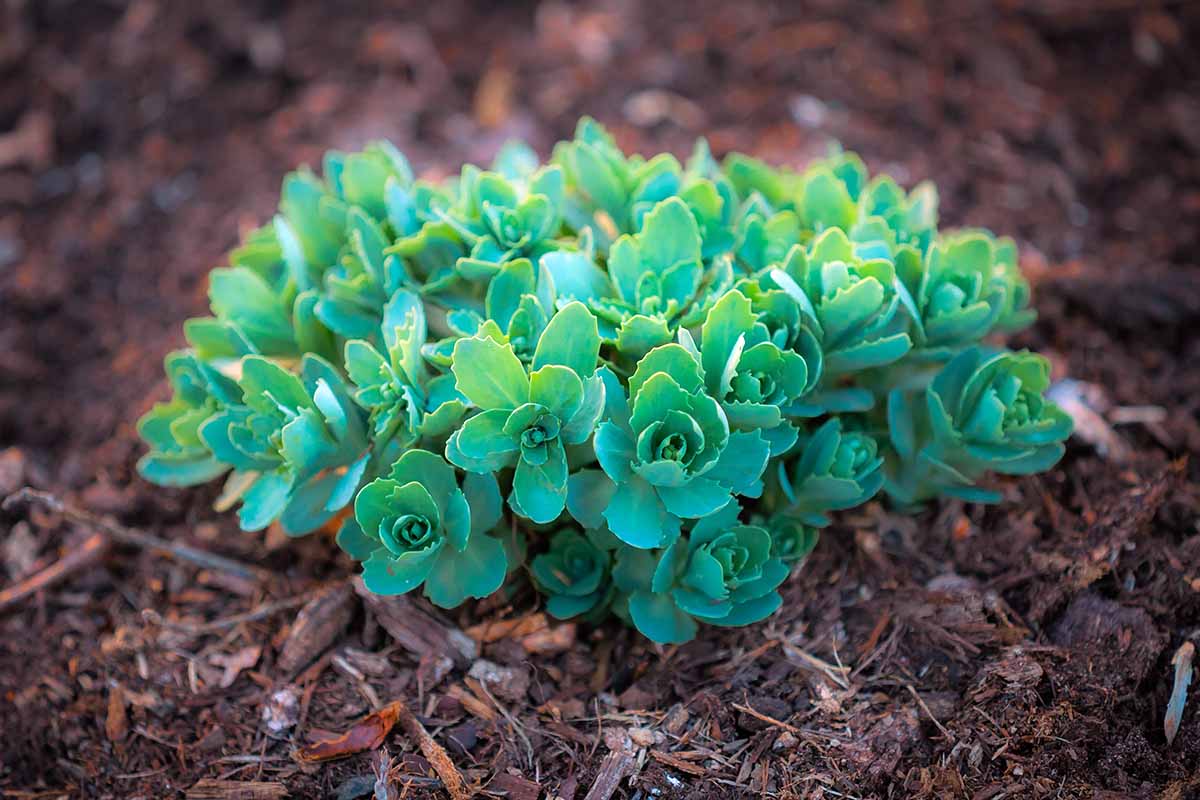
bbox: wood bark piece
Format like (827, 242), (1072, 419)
(354, 577), (477, 667)
(276, 581), (355, 678)
(582, 732), (637, 800)
(185, 780), (288, 799)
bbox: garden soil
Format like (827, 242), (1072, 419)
(2, 2), (1199, 798)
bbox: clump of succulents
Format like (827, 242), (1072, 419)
(139, 119), (1071, 644)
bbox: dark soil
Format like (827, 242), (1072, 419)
(2, 2), (1199, 798)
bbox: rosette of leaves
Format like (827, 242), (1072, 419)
(137, 352), (243, 486)
(678, 139), (740, 259)
(184, 255), (335, 365)
(884, 347), (1072, 505)
(445, 302), (605, 523)
(439, 164), (566, 281)
(849, 174), (938, 259)
(734, 196), (802, 274)
(612, 503), (788, 644)
(422, 258), (556, 366)
(980, 232), (1034, 333)
(343, 289), (466, 454)
(770, 228), (912, 377)
(774, 417), (884, 526)
(577, 341), (770, 549)
(894, 231), (1030, 361)
(198, 355), (370, 533)
(553, 117), (682, 249)
(336, 449), (506, 607)
(698, 289), (818, 454)
(591, 197), (732, 358)
(764, 514), (821, 563)
(530, 529), (613, 620)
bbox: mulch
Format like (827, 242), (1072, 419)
(2, 2), (1199, 798)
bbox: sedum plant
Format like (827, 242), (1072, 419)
(139, 119), (1071, 644)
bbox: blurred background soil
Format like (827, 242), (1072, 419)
(1, 1), (1199, 798)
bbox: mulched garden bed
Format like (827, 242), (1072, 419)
(2, 2), (1199, 797)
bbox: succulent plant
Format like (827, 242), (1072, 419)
(138, 119), (1071, 644)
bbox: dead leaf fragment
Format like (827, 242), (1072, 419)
(294, 701), (404, 762)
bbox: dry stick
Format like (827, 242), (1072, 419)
(142, 591), (321, 635)
(0, 531), (109, 612)
(392, 698), (472, 800)
(3, 487), (271, 583)
(904, 684), (952, 740)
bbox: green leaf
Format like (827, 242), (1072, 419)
(529, 364), (585, 422)
(533, 301), (602, 378)
(629, 591), (697, 644)
(136, 453), (228, 487)
(423, 533), (507, 608)
(451, 335), (529, 410)
(567, 469), (618, 530)
(603, 474), (678, 549)
(639, 197), (702, 268)
(336, 517), (378, 561)
(463, 471), (503, 536)
(700, 290), (756, 397)
(453, 409), (519, 463)
(629, 344), (705, 398)
(656, 477), (732, 519)
(238, 470), (294, 531)
(511, 441), (568, 524)
(362, 547), (438, 596)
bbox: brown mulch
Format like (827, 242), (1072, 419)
(2, 2), (1199, 798)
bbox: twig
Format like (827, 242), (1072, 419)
(779, 642), (852, 689)
(0, 531), (109, 612)
(731, 703), (803, 737)
(142, 591), (320, 635)
(3, 487), (270, 583)
(392, 698), (472, 800)
(905, 684), (952, 740)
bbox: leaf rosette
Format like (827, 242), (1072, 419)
(885, 347), (1073, 504)
(614, 503), (788, 644)
(445, 302), (605, 524)
(337, 449), (506, 608)
(581, 341), (770, 549)
(775, 417), (885, 526)
(531, 529), (613, 620)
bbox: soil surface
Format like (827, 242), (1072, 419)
(3, 2), (1200, 798)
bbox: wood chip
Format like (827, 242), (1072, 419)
(582, 731), (637, 800)
(277, 581), (356, 678)
(648, 749), (707, 777)
(210, 645), (262, 689)
(185, 779), (287, 800)
(355, 577), (476, 667)
(487, 773), (541, 800)
(105, 683), (128, 742)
